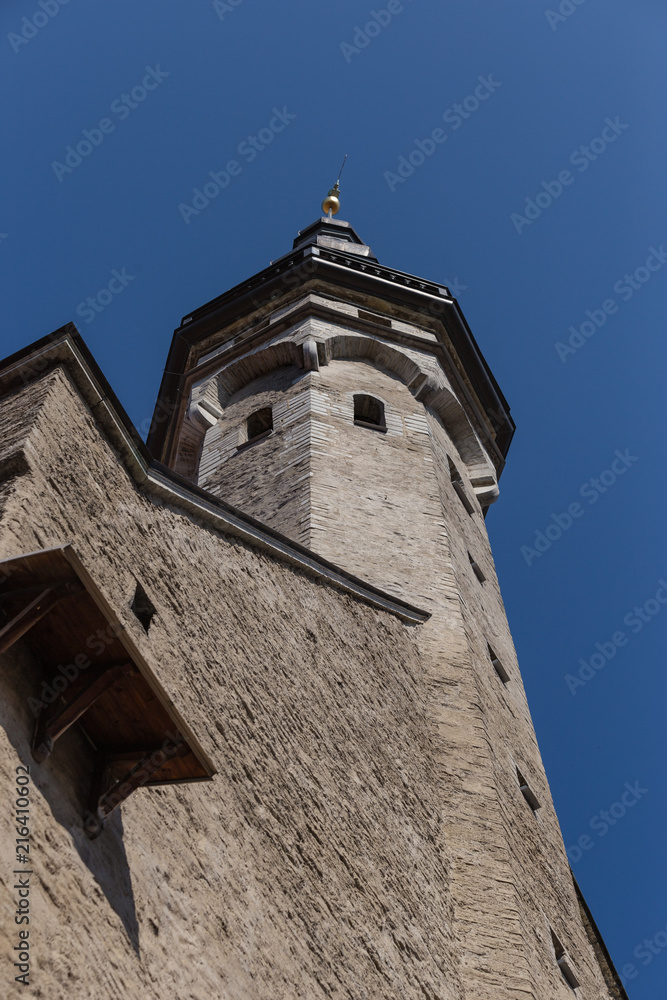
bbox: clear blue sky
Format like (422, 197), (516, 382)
(2, 1), (666, 994)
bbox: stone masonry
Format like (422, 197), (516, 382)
(0, 215), (627, 999)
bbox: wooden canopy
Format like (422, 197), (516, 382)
(0, 546), (214, 837)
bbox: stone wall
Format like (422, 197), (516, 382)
(201, 364), (313, 547)
(0, 367), (462, 1000)
(0, 359), (624, 999)
(188, 330), (625, 998)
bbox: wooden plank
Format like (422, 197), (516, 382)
(32, 661), (136, 762)
(0, 583), (81, 655)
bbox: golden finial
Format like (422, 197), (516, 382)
(322, 155), (347, 217)
(322, 183), (340, 217)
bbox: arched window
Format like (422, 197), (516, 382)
(246, 406), (273, 442)
(353, 394), (386, 432)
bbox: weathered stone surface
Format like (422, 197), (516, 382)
(201, 364), (313, 546)
(176, 288), (625, 998)
(1, 368), (461, 1000)
(0, 356), (623, 999)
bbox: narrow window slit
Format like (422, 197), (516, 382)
(516, 767), (540, 814)
(449, 457), (475, 514)
(488, 644), (509, 683)
(551, 930), (580, 990)
(469, 552), (485, 583)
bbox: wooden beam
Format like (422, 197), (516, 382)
(0, 580), (82, 655)
(32, 661), (136, 763)
(0, 586), (62, 655)
(84, 738), (189, 838)
(83, 759), (108, 839)
(0, 580), (75, 602)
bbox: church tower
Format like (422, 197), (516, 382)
(146, 200), (627, 998)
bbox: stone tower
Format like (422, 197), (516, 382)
(146, 214), (626, 998)
(0, 211), (627, 998)
(149, 216), (509, 605)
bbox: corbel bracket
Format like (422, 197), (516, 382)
(84, 737), (189, 838)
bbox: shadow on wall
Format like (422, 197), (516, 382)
(0, 639), (141, 956)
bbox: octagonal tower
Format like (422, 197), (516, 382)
(146, 214), (626, 999)
(149, 216), (510, 609)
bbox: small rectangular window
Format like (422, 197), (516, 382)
(353, 394), (386, 432)
(468, 552), (485, 583)
(237, 407), (274, 452)
(488, 644), (509, 683)
(247, 407), (273, 441)
(517, 768), (540, 814)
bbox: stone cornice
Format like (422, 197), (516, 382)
(148, 242), (514, 471)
